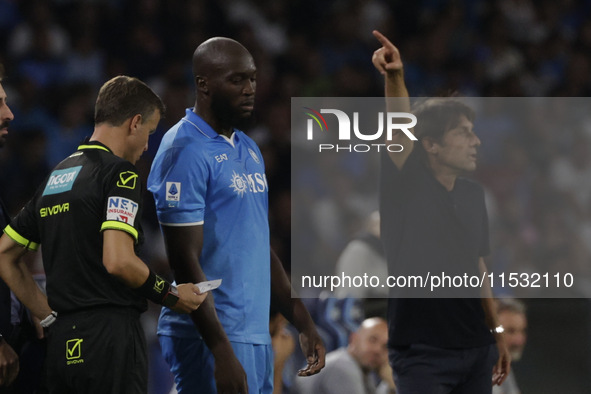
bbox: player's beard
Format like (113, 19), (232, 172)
(211, 96), (255, 131)
(234, 112), (256, 131)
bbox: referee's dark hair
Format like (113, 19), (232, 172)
(0, 63), (5, 81)
(94, 75), (165, 127)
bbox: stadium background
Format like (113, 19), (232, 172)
(0, 0), (590, 392)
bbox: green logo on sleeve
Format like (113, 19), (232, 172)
(154, 277), (165, 293)
(117, 171), (139, 189)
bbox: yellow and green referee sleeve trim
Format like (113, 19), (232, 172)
(101, 220), (139, 242)
(3, 225), (40, 251)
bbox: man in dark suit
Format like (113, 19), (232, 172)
(0, 63), (20, 388)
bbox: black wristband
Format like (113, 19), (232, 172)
(136, 271), (178, 307)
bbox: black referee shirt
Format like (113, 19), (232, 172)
(380, 148), (494, 348)
(5, 141), (147, 313)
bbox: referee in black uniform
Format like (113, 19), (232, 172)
(0, 76), (207, 393)
(372, 31), (511, 394)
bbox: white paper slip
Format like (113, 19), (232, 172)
(195, 279), (222, 293)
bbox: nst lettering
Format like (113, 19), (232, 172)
(108, 197), (138, 211)
(106, 197), (139, 226)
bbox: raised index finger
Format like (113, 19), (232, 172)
(372, 30), (394, 48)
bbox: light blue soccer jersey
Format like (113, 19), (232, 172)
(148, 109), (271, 345)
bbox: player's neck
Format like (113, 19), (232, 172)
(193, 106), (233, 138)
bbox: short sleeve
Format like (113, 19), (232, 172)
(148, 145), (208, 226)
(5, 196), (41, 251)
(100, 161), (143, 242)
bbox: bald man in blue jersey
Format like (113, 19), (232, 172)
(148, 37), (325, 394)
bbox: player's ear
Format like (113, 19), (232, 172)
(129, 114), (142, 135)
(196, 76), (208, 94)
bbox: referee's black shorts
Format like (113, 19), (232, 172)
(45, 306), (147, 394)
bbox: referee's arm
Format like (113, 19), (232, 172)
(102, 229), (206, 313)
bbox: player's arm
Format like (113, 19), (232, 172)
(102, 229), (206, 314)
(160, 224), (248, 394)
(0, 233), (52, 320)
(270, 249), (325, 376)
(479, 257), (511, 386)
(372, 30), (414, 170)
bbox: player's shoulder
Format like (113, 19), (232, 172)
(235, 130), (263, 154)
(235, 130), (258, 145)
(150, 123), (211, 183)
(160, 118), (210, 156)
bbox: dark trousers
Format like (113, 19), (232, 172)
(389, 343), (498, 394)
(45, 306), (147, 394)
(0, 319), (47, 394)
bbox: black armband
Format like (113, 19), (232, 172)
(136, 271), (179, 307)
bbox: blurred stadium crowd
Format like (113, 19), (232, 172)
(1, 0), (591, 393)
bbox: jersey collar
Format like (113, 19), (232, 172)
(182, 108), (240, 142)
(77, 140), (113, 153)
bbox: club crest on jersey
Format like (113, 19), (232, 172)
(106, 197), (138, 226)
(42, 166), (82, 196)
(248, 148), (260, 164)
(166, 182), (181, 207)
(229, 171), (268, 197)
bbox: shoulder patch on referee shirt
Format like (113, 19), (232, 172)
(42, 166), (82, 196)
(117, 171), (139, 189)
(106, 197), (139, 226)
(166, 182), (181, 207)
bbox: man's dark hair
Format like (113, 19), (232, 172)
(94, 76), (165, 126)
(0, 63), (5, 82)
(412, 98), (475, 143)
